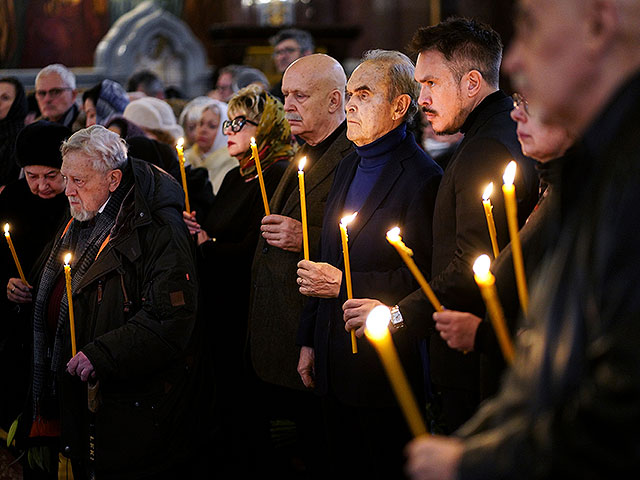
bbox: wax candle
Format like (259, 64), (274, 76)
(175, 138), (191, 213)
(3, 224), (30, 287)
(365, 305), (428, 437)
(482, 183), (500, 259)
(386, 227), (443, 312)
(502, 161), (528, 314)
(340, 212), (358, 354)
(472, 255), (515, 365)
(251, 137), (270, 216)
(64, 253), (77, 357)
(298, 157), (309, 260)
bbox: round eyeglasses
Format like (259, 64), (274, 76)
(222, 116), (259, 133)
(512, 93), (530, 115)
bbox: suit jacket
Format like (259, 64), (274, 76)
(248, 125), (353, 390)
(297, 130), (442, 407)
(398, 91), (539, 421)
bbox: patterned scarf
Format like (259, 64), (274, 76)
(31, 165), (133, 418)
(238, 93), (295, 180)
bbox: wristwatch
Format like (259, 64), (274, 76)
(389, 305), (405, 329)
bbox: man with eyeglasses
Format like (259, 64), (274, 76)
(269, 28), (315, 102)
(34, 64), (83, 132)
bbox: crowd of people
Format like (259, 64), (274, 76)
(1, 1), (640, 478)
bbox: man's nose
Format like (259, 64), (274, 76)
(418, 86), (431, 107)
(65, 181), (76, 196)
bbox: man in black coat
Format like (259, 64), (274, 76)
(406, 1), (640, 479)
(296, 50), (442, 479)
(343, 18), (539, 433)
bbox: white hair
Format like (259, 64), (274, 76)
(61, 125), (128, 173)
(36, 64), (76, 89)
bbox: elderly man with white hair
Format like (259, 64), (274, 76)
(35, 63), (83, 131)
(26, 125), (199, 479)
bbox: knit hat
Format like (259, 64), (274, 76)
(83, 79), (129, 126)
(15, 120), (72, 169)
(123, 96), (184, 141)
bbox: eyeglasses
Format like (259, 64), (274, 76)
(512, 93), (530, 115)
(273, 47), (300, 57)
(222, 116), (259, 133)
(35, 87), (72, 99)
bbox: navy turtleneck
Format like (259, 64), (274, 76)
(343, 123), (406, 213)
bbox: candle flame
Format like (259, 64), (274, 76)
(250, 137), (256, 146)
(365, 305), (392, 341)
(340, 212), (358, 228)
(503, 161), (516, 186)
(298, 156), (307, 171)
(176, 137), (184, 150)
(386, 226), (401, 242)
(3, 223), (9, 235)
(482, 182), (494, 201)
(64, 252), (72, 266)
(473, 254), (491, 278)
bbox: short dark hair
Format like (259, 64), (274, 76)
(126, 70), (164, 96)
(410, 17), (503, 88)
(270, 28), (315, 53)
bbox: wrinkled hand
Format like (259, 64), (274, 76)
(297, 346), (315, 388)
(296, 260), (341, 298)
(66, 352), (96, 382)
(183, 210), (201, 235)
(405, 435), (463, 480)
(261, 214), (302, 252)
(343, 298), (392, 337)
(7, 278), (32, 304)
(433, 310), (481, 352)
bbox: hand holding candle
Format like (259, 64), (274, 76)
(4, 223), (30, 288)
(365, 305), (428, 437)
(251, 137), (270, 216)
(340, 212), (358, 354)
(482, 183), (500, 259)
(473, 254), (515, 364)
(176, 138), (191, 213)
(298, 157), (309, 260)
(502, 161), (528, 314)
(386, 227), (443, 312)
(64, 253), (77, 357)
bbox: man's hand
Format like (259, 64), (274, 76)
(7, 278), (32, 304)
(297, 260), (342, 298)
(343, 298), (391, 337)
(182, 210), (201, 235)
(405, 435), (463, 480)
(297, 346), (315, 388)
(433, 310), (482, 352)
(261, 214), (302, 252)
(66, 352), (96, 382)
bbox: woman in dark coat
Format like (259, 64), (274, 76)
(0, 77), (27, 187)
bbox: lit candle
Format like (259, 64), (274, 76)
(175, 138), (191, 213)
(63, 253), (77, 357)
(482, 183), (500, 259)
(251, 137), (270, 216)
(386, 227), (443, 312)
(340, 212), (358, 354)
(365, 305), (428, 437)
(298, 157), (309, 260)
(502, 161), (528, 314)
(3, 224), (30, 288)
(472, 255), (515, 365)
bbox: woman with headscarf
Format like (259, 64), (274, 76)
(0, 77), (27, 187)
(82, 78), (129, 127)
(181, 97), (236, 195)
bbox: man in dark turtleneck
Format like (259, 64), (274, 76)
(343, 18), (539, 434)
(296, 49), (442, 479)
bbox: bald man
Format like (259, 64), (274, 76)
(406, 1), (640, 479)
(247, 54), (353, 476)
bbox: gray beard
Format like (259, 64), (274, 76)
(70, 206), (98, 222)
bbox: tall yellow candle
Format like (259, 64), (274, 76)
(482, 183), (500, 259)
(365, 306), (428, 437)
(175, 138), (191, 213)
(340, 212), (358, 354)
(386, 227), (443, 312)
(473, 255), (515, 365)
(502, 161), (528, 314)
(64, 253), (77, 357)
(298, 157), (309, 260)
(3, 223), (30, 288)
(251, 137), (270, 216)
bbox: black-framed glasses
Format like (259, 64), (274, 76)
(35, 87), (72, 99)
(512, 92), (529, 115)
(273, 46), (300, 57)
(222, 115), (259, 133)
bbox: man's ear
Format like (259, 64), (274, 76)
(584, 0), (618, 54)
(464, 70), (483, 98)
(328, 90), (342, 114)
(108, 169), (123, 193)
(392, 94), (411, 121)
